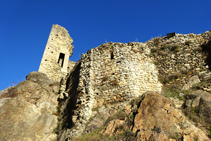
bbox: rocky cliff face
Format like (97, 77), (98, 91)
(71, 92), (210, 141)
(0, 72), (59, 141)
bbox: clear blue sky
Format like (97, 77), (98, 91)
(0, 0), (211, 91)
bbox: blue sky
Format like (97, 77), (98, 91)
(0, 0), (211, 91)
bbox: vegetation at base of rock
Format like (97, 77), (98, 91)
(72, 130), (136, 141)
(191, 80), (211, 90)
(184, 107), (200, 122)
(92, 107), (99, 112)
(72, 112), (137, 141)
(208, 127), (211, 137)
(161, 83), (182, 99)
(53, 105), (61, 116)
(53, 126), (59, 135)
(151, 126), (161, 133)
(153, 60), (158, 65)
(103, 109), (125, 126)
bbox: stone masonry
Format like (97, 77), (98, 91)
(59, 42), (163, 140)
(38, 24), (74, 82)
(146, 31), (211, 91)
(38, 25), (211, 140)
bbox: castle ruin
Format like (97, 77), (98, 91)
(38, 25), (163, 139)
(38, 24), (74, 82)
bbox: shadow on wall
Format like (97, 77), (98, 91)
(58, 62), (81, 134)
(202, 39), (211, 71)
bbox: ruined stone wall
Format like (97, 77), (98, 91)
(58, 30), (211, 140)
(91, 42), (162, 107)
(146, 30), (211, 91)
(63, 42), (162, 139)
(38, 24), (74, 81)
(67, 60), (76, 73)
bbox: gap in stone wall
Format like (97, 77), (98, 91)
(58, 53), (65, 67)
(202, 40), (211, 71)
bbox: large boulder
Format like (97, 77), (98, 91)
(184, 90), (211, 127)
(26, 71), (51, 87)
(132, 92), (209, 141)
(182, 75), (201, 91)
(0, 72), (60, 141)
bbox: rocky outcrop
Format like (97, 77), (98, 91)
(133, 92), (209, 141)
(71, 92), (209, 141)
(0, 72), (59, 141)
(182, 75), (201, 91)
(184, 90), (211, 128)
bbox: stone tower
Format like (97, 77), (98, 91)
(38, 24), (74, 81)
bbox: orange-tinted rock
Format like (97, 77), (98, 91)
(133, 92), (209, 141)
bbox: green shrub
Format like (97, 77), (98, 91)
(153, 61), (158, 65)
(53, 126), (59, 134)
(207, 127), (211, 137)
(158, 75), (170, 84)
(183, 107), (200, 123)
(161, 82), (182, 99)
(92, 107), (99, 112)
(151, 125), (161, 133)
(120, 130), (136, 140)
(129, 114), (134, 120)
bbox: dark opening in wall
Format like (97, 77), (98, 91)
(111, 52), (114, 59)
(202, 39), (211, 71)
(58, 53), (65, 67)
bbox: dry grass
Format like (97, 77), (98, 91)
(170, 44), (180, 53)
(109, 80), (119, 87)
(0, 88), (18, 98)
(102, 76), (109, 82)
(131, 48), (139, 53)
(153, 37), (161, 45)
(160, 43), (168, 50)
(161, 83), (182, 99)
(72, 108), (136, 141)
(193, 47), (202, 52)
(180, 67), (188, 75)
(157, 50), (165, 56)
(185, 40), (193, 46)
(151, 48), (158, 54)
